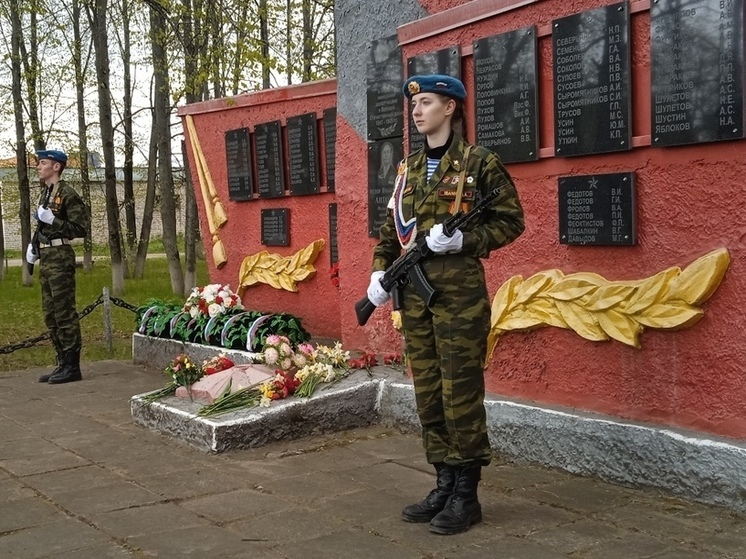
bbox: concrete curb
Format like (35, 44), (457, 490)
(132, 334), (746, 511)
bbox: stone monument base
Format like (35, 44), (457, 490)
(131, 334), (746, 512)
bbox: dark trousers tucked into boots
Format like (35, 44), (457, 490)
(48, 347), (82, 384)
(402, 463), (456, 522)
(429, 465), (482, 535)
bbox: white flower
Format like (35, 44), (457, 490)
(207, 303), (222, 318)
(189, 306), (199, 319)
(260, 395), (272, 407)
(293, 354), (307, 368)
(281, 357), (292, 370)
(279, 343), (292, 356)
(264, 347), (279, 365)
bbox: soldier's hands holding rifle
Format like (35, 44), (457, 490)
(26, 244), (38, 265)
(367, 271), (391, 307)
(36, 206), (55, 225)
(425, 223), (463, 254)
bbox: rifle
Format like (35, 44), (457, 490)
(28, 185), (52, 276)
(355, 187), (502, 326)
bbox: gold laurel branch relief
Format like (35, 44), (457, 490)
(487, 248), (730, 358)
(238, 240), (325, 293)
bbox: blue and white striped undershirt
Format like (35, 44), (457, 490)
(426, 157), (440, 181)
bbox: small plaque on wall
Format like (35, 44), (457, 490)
(552, 2), (632, 156)
(651, 0), (745, 146)
(323, 107), (337, 191)
(261, 208), (290, 246)
(558, 173), (636, 245)
(286, 113), (320, 196)
(367, 35), (404, 140)
(406, 46), (462, 153)
(255, 121), (285, 198)
(329, 203), (339, 263)
(368, 137), (404, 237)
(225, 128), (253, 200)
(473, 26), (539, 163)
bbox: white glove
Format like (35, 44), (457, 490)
(26, 244), (38, 265)
(425, 223), (463, 254)
(36, 206), (55, 225)
(367, 271), (390, 307)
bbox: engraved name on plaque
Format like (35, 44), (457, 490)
(651, 0), (745, 146)
(261, 208), (290, 246)
(368, 137), (404, 237)
(407, 47), (462, 153)
(323, 108), (337, 191)
(367, 35), (404, 141)
(255, 121), (285, 198)
(329, 203), (339, 264)
(287, 113), (320, 196)
(559, 173), (636, 246)
(225, 128), (253, 201)
(553, 2), (632, 156)
(473, 27), (539, 163)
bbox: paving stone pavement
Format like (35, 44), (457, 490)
(0, 360), (744, 559)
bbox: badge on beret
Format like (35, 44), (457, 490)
(408, 81), (421, 95)
(466, 176), (474, 184)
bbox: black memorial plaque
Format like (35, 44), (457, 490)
(225, 128), (253, 200)
(255, 121), (285, 198)
(367, 35), (404, 140)
(473, 27), (539, 163)
(287, 113), (320, 196)
(651, 0), (745, 146)
(553, 2), (632, 157)
(559, 173), (636, 245)
(261, 208), (290, 246)
(407, 46), (462, 153)
(329, 203), (339, 263)
(368, 137), (404, 237)
(323, 108), (337, 191)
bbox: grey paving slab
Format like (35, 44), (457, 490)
(126, 525), (268, 558)
(23, 464), (127, 495)
(0, 478), (36, 502)
(43, 542), (137, 559)
(518, 477), (638, 514)
(575, 532), (676, 559)
(523, 518), (631, 555)
(0, 449), (90, 476)
(50, 480), (163, 515)
(224, 506), (348, 543)
(179, 488), (292, 523)
(272, 529), (424, 559)
(136, 466), (252, 500)
(0, 496), (68, 532)
(257, 469), (371, 504)
(0, 518), (111, 559)
(91, 502), (212, 539)
(444, 536), (572, 558)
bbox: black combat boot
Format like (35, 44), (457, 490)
(429, 465), (482, 535)
(402, 463), (456, 522)
(39, 352), (64, 383)
(48, 348), (82, 384)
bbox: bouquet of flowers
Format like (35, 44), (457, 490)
(260, 335), (296, 371)
(294, 342), (351, 398)
(259, 370), (301, 406)
(329, 263), (340, 288)
(202, 354), (235, 376)
(143, 353), (204, 403)
(183, 284), (243, 319)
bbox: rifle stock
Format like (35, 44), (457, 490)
(355, 187), (501, 327)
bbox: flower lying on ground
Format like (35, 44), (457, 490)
(293, 342), (351, 398)
(184, 284), (244, 319)
(348, 351), (378, 371)
(143, 353), (204, 403)
(259, 370), (301, 406)
(202, 354), (235, 376)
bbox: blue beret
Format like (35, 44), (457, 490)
(36, 150), (68, 165)
(403, 74), (466, 101)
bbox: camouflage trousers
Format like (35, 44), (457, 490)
(39, 245), (81, 354)
(400, 253), (492, 467)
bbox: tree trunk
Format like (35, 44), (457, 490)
(134, 123), (158, 279)
(9, 0), (33, 287)
(120, 0), (137, 261)
(260, 0), (270, 89)
(89, 0), (125, 294)
(302, 0), (312, 82)
(72, 0), (94, 271)
(150, 3), (184, 295)
(286, 0), (292, 85)
(182, 140), (199, 294)
(18, 1), (45, 151)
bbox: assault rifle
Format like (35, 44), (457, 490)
(28, 186), (52, 276)
(355, 187), (501, 326)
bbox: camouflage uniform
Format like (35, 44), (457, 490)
(373, 135), (525, 467)
(38, 180), (89, 358)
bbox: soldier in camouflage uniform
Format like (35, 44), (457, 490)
(26, 150), (89, 384)
(367, 75), (525, 534)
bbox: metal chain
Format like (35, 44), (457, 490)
(0, 294), (139, 355)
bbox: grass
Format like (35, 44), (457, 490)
(0, 257), (210, 372)
(3, 235), (188, 259)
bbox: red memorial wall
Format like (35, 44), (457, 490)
(182, 0), (746, 442)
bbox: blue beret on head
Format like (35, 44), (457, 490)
(403, 74), (467, 101)
(36, 149), (68, 165)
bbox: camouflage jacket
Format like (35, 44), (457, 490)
(37, 179), (89, 241)
(372, 135), (525, 271)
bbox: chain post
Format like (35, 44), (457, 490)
(102, 287), (114, 357)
